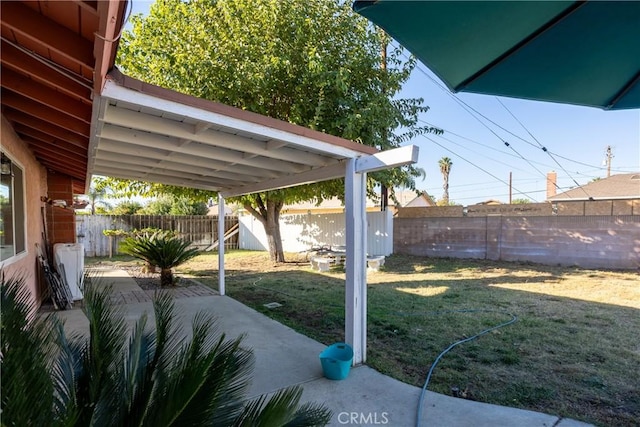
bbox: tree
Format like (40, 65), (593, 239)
(438, 157), (453, 205)
(1, 272), (331, 426)
(87, 177), (112, 215)
(169, 196), (208, 216)
(135, 195), (208, 215)
(112, 200), (143, 215)
(138, 196), (173, 215)
(115, 0), (441, 262)
(511, 198), (532, 204)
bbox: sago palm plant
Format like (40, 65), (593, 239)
(0, 272), (331, 426)
(120, 231), (199, 286)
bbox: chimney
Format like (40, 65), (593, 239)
(546, 171), (557, 199)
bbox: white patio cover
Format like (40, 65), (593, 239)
(89, 70), (419, 364)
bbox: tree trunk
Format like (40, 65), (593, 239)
(160, 268), (173, 286)
(443, 174), (449, 204)
(243, 194), (285, 263)
(264, 213), (285, 263)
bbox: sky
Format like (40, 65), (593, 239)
(400, 64), (639, 205)
(124, 1), (640, 206)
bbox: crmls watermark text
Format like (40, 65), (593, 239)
(337, 412), (389, 425)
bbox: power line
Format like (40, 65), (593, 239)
(419, 118), (618, 172)
(436, 135), (541, 175)
(421, 135), (540, 202)
(424, 177), (541, 191)
(495, 97), (592, 200)
(414, 126), (545, 199)
(423, 178), (553, 197)
(398, 49), (624, 201)
(451, 187), (572, 202)
(411, 60), (538, 147)
(408, 58), (555, 184)
(420, 119), (557, 172)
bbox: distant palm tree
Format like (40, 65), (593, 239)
(438, 157), (453, 204)
(1, 272), (331, 426)
(87, 185), (111, 214)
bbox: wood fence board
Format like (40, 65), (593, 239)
(76, 215), (238, 257)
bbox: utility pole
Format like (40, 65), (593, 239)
(604, 145), (613, 178)
(380, 32), (388, 211)
(509, 172), (512, 204)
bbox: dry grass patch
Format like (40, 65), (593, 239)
(92, 251), (639, 426)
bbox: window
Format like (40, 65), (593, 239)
(1, 152), (26, 261)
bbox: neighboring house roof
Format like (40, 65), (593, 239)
(0, 0), (128, 194)
(207, 203), (235, 216)
(402, 191), (436, 207)
(281, 197), (380, 214)
(548, 173), (640, 201)
(475, 199), (503, 205)
(280, 190), (435, 214)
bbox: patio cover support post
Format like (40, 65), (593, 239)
(218, 193), (225, 296)
(345, 157), (367, 365)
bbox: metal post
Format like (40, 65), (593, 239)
(218, 193), (225, 296)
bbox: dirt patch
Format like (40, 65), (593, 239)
(119, 265), (200, 291)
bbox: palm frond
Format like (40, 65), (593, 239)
(115, 313), (158, 426)
(234, 386), (331, 427)
(76, 283), (128, 425)
(51, 319), (83, 427)
(120, 231), (200, 285)
(146, 312), (253, 426)
(1, 271), (330, 427)
(285, 402), (333, 427)
(0, 272), (57, 426)
(132, 292), (177, 426)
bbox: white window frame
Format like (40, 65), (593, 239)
(0, 151), (27, 265)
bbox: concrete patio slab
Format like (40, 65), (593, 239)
(51, 268), (592, 427)
(172, 295), (326, 397)
(298, 366), (559, 427)
(555, 419), (594, 427)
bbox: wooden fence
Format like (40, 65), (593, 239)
(76, 215), (238, 257)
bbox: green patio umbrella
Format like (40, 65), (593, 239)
(353, 0), (640, 110)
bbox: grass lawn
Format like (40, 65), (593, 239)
(100, 250), (639, 426)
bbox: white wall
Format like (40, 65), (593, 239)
(239, 210), (393, 256)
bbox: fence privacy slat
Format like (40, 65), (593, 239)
(76, 215), (239, 257)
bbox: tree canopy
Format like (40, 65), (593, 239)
(113, 0), (440, 260)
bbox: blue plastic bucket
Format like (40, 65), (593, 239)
(319, 343), (353, 380)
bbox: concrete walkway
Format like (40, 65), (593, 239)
(55, 268), (591, 427)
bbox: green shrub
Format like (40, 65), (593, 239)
(119, 231), (199, 286)
(0, 272), (331, 426)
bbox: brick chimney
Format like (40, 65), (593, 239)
(546, 171), (557, 199)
